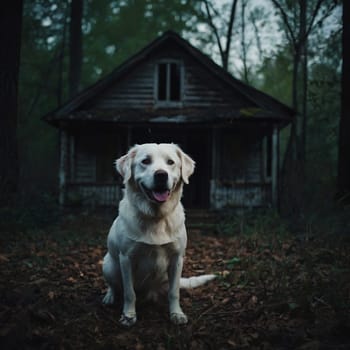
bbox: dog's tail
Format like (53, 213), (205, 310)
(180, 274), (216, 289)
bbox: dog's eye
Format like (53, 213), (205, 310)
(141, 157), (151, 165)
(167, 159), (175, 165)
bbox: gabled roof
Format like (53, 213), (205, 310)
(44, 30), (294, 125)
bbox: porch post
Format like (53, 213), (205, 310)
(271, 125), (279, 208)
(69, 134), (75, 181)
(59, 129), (68, 206)
(210, 127), (219, 209)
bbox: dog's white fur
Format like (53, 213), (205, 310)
(102, 143), (215, 326)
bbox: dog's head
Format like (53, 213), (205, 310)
(116, 143), (195, 204)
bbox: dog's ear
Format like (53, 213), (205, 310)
(176, 146), (195, 184)
(115, 146), (138, 183)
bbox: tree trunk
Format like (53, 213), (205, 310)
(277, 0), (307, 217)
(240, 0), (249, 82)
(203, 0), (238, 71)
(299, 0), (307, 165)
(280, 49), (302, 217)
(222, 0), (238, 71)
(57, 7), (68, 106)
(337, 1), (350, 203)
(0, 1), (23, 206)
(69, 0), (83, 97)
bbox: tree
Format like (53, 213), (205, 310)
(271, 0), (338, 215)
(0, 1), (23, 205)
(203, 0), (238, 71)
(81, 0), (203, 84)
(69, 0), (83, 97)
(21, 1), (70, 117)
(240, 0), (249, 82)
(305, 30), (341, 208)
(272, 0), (336, 159)
(337, 1), (350, 203)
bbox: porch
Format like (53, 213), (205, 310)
(59, 123), (279, 210)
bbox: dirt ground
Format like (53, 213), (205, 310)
(0, 213), (349, 349)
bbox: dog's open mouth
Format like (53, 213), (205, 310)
(140, 183), (170, 203)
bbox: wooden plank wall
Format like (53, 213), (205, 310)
(92, 63), (155, 108)
(210, 129), (272, 209)
(75, 151), (96, 183)
(88, 49), (252, 111)
(75, 133), (96, 183)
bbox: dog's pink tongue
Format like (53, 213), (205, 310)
(152, 190), (170, 202)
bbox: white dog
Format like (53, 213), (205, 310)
(102, 143), (215, 326)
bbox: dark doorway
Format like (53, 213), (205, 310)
(131, 127), (210, 209)
(183, 129), (211, 209)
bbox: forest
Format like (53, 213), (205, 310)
(0, 0), (349, 349)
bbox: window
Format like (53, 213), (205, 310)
(156, 61), (182, 104)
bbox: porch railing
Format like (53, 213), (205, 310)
(210, 180), (272, 210)
(65, 182), (121, 206)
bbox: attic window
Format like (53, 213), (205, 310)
(156, 61), (182, 103)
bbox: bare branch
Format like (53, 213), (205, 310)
(249, 10), (263, 61)
(206, 1), (221, 21)
(223, 0), (239, 70)
(305, 0), (323, 38)
(271, 0), (297, 46)
(305, 0), (338, 39)
(240, 0), (249, 82)
(203, 0), (225, 65)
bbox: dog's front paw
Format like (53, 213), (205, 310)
(170, 312), (188, 325)
(102, 288), (115, 305)
(119, 313), (137, 327)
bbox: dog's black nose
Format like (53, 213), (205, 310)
(154, 170), (168, 186)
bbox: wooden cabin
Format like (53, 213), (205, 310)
(44, 31), (294, 210)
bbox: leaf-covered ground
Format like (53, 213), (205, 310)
(0, 213), (349, 349)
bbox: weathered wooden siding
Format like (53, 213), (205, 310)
(209, 129), (272, 209)
(87, 47), (253, 111)
(75, 134), (96, 182)
(60, 129), (125, 207)
(91, 63), (155, 109)
(183, 61), (248, 108)
(75, 151), (96, 183)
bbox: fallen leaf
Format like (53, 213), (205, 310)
(0, 254), (9, 262)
